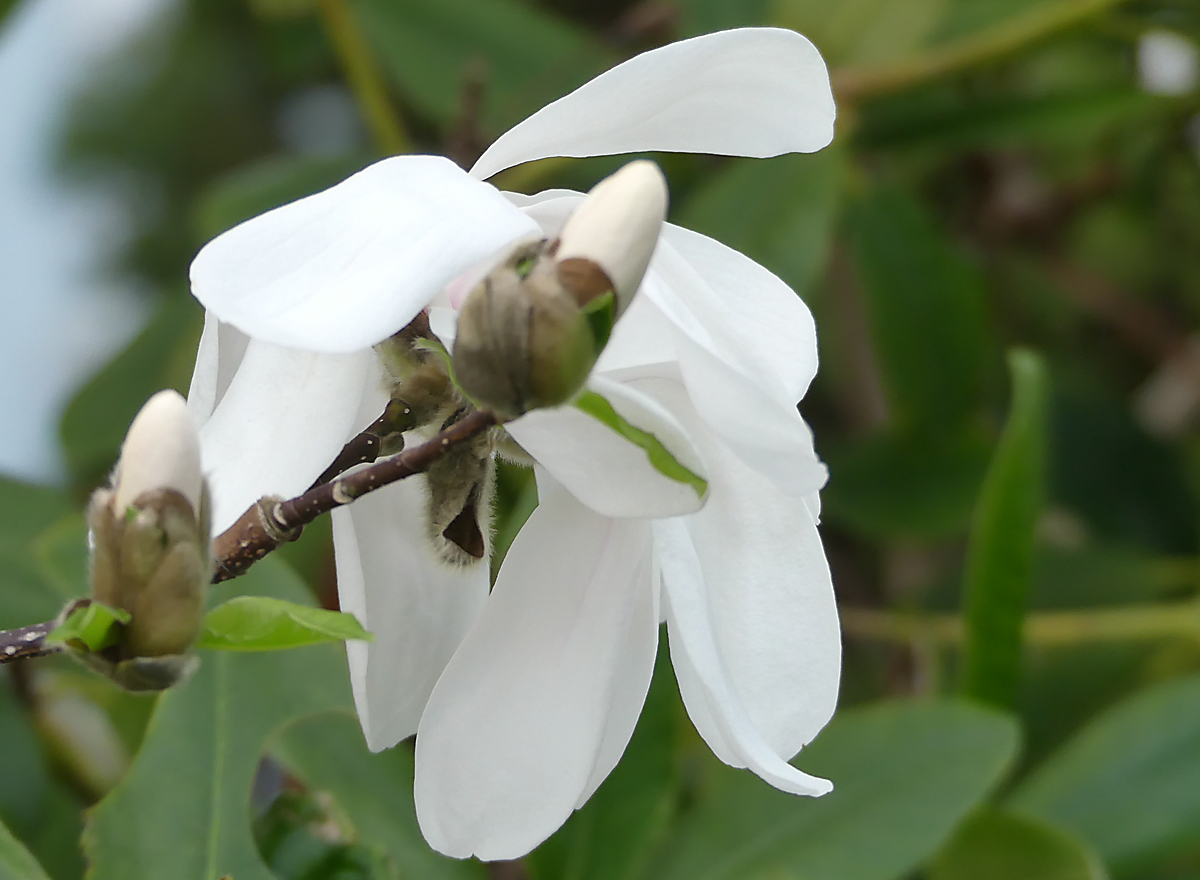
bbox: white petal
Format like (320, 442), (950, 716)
(332, 474), (490, 752)
(657, 514), (834, 797)
(186, 311), (249, 424)
(505, 375), (707, 518)
(470, 28), (835, 180)
(198, 339), (374, 533)
(671, 386), (839, 757)
(414, 474), (656, 859)
(643, 241), (827, 494)
(190, 155), (539, 352)
(659, 223), (818, 402)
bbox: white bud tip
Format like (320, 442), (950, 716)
(555, 159), (668, 312)
(1138, 30), (1199, 96)
(113, 390), (204, 515)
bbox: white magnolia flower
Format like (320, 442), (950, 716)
(186, 27), (841, 860)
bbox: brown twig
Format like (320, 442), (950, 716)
(212, 408), (498, 582)
(0, 622), (60, 662)
(0, 408), (500, 663)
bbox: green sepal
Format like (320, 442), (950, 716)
(198, 596), (373, 652)
(46, 600), (132, 653)
(574, 390), (708, 498)
(581, 290), (616, 354)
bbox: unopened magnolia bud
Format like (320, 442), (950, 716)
(113, 390), (204, 515)
(555, 159), (667, 314)
(453, 237), (596, 418)
(452, 161), (667, 417)
(87, 391), (211, 675)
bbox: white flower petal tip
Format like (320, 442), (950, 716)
(189, 155), (538, 353)
(1138, 30), (1199, 96)
(469, 27), (836, 180)
(114, 390), (203, 514)
(556, 160), (667, 313)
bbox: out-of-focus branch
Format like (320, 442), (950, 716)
(316, 0), (409, 154)
(842, 599), (1200, 647)
(833, 0), (1132, 102)
(0, 408), (499, 664)
(212, 408), (498, 582)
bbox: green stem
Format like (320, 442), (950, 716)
(833, 0), (1134, 102)
(316, 0), (409, 155)
(842, 600), (1200, 647)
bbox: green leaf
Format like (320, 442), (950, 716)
(678, 149), (843, 297)
(60, 295), (203, 487)
(643, 698), (1019, 880)
(0, 481), (79, 629)
(47, 602), (132, 653)
(1010, 672), (1200, 874)
(823, 426), (992, 538)
(272, 714), (485, 880)
(83, 557), (355, 880)
(193, 153), (371, 242)
(528, 645), (679, 880)
(929, 807), (1108, 880)
(357, 0), (613, 136)
(845, 188), (992, 434)
(198, 596), (372, 651)
(961, 349), (1049, 708)
(574, 391), (708, 498)
(0, 817), (53, 880)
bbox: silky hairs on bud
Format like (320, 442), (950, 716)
(86, 390), (212, 687)
(452, 160), (668, 417)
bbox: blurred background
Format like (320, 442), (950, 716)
(3, 0), (1200, 878)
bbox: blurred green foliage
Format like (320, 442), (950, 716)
(3, 0), (1200, 876)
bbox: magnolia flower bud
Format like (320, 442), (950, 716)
(86, 390), (211, 684)
(452, 160), (668, 417)
(556, 159), (667, 315)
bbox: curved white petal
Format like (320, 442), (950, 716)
(657, 514), (834, 797)
(506, 375), (707, 518)
(471, 28), (835, 180)
(659, 223), (818, 402)
(414, 474), (657, 860)
(197, 339), (373, 532)
(666, 381), (839, 757)
(643, 241), (827, 495)
(333, 474), (491, 752)
(186, 311), (249, 424)
(190, 155), (539, 352)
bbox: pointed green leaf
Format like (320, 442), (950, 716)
(1010, 672), (1200, 874)
(272, 714), (485, 880)
(46, 601), (131, 653)
(0, 817), (52, 880)
(574, 391), (708, 498)
(643, 699), (1019, 880)
(83, 557), (355, 880)
(929, 808), (1108, 880)
(961, 349), (1049, 708)
(198, 596), (372, 651)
